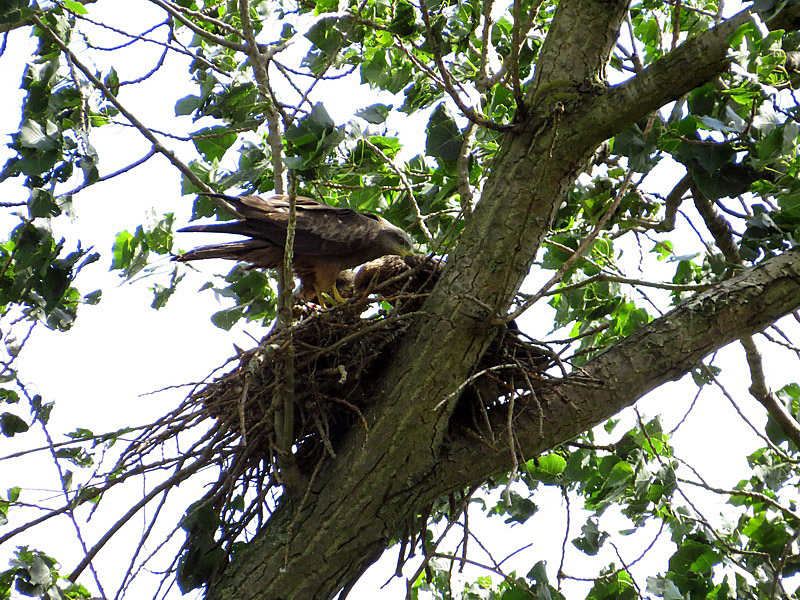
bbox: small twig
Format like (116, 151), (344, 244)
(502, 169), (635, 323)
(32, 15), (226, 211)
(760, 326), (800, 359)
(417, 0), (511, 132)
(156, 0), (243, 38)
(703, 365), (797, 464)
(434, 364), (520, 411)
(557, 486), (570, 589)
(287, 0), (370, 126)
(147, 0), (246, 51)
(772, 528), (800, 600)
(540, 272), (714, 296)
(32, 387), (108, 598)
(68, 428), (227, 581)
(362, 138), (434, 245)
(57, 149), (157, 199)
(429, 552), (536, 598)
(678, 477), (800, 523)
(403, 490), (477, 596)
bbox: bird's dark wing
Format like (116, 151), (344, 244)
(236, 194), (386, 256)
(191, 193), (399, 258)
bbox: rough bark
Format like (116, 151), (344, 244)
(208, 3), (800, 599)
(209, 251), (800, 600)
(435, 248), (800, 489)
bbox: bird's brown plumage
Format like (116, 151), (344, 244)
(354, 254), (443, 311)
(174, 193), (413, 301)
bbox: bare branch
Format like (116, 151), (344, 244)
(237, 0), (286, 193)
(417, 0), (511, 132)
(537, 272), (715, 296)
(57, 149), (157, 199)
(31, 15), (230, 212)
(679, 477), (800, 523)
(741, 336), (800, 448)
(147, 0), (246, 51)
(456, 121), (476, 218)
(362, 138), (435, 246)
(503, 169), (635, 323)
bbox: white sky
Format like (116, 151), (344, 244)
(1, 1), (798, 598)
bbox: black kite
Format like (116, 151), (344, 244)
(174, 193), (413, 302)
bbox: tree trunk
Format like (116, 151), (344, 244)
(208, 3), (800, 599)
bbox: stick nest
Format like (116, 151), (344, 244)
(192, 256), (556, 475)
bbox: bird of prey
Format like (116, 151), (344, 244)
(174, 193), (414, 303)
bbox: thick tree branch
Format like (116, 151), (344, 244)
(210, 249), (800, 600)
(692, 186), (800, 447)
(582, 10), (753, 143)
(209, 7), (800, 600)
(435, 248), (800, 490)
(528, 0), (630, 97)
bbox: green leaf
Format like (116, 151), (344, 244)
(151, 268), (184, 309)
(305, 16), (351, 55)
(356, 103), (393, 124)
(83, 289), (102, 305)
(28, 188), (59, 218)
(572, 518), (608, 556)
(525, 454), (566, 484)
(191, 126), (238, 162)
(389, 0), (416, 36)
(175, 94), (201, 116)
(0, 389), (20, 404)
(62, 0), (89, 14)
(110, 230), (135, 271)
(691, 162), (758, 201)
(103, 67), (119, 95)
(66, 428), (94, 439)
(285, 103), (345, 167)
(211, 307), (244, 330)
(19, 119), (59, 151)
(587, 570), (636, 600)
(426, 103), (462, 163)
(489, 491), (537, 524)
(0, 412), (29, 437)
(669, 540), (721, 575)
(55, 447), (94, 468)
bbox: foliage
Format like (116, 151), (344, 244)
(1, 0), (800, 599)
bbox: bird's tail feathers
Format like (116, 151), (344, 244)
(173, 240), (275, 264)
(178, 221), (257, 236)
(173, 244), (241, 262)
(199, 192), (240, 202)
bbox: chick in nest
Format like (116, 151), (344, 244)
(354, 254), (443, 312)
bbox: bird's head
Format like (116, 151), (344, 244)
(376, 217), (414, 257)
